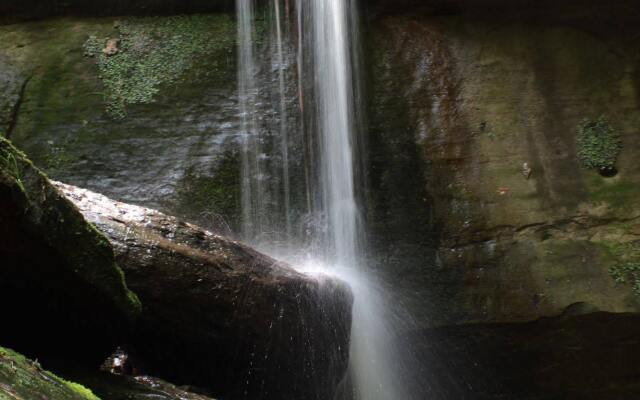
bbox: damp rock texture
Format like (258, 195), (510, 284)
(365, 0), (640, 326)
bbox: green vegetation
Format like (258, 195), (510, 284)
(63, 380), (101, 400)
(84, 15), (235, 119)
(0, 346), (100, 400)
(479, 121), (496, 140)
(174, 151), (241, 232)
(588, 179), (640, 210)
(0, 147), (25, 192)
(576, 116), (622, 173)
(44, 136), (78, 173)
(604, 241), (640, 296)
(610, 261), (640, 295)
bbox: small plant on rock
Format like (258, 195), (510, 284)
(610, 261), (640, 296)
(0, 149), (25, 192)
(577, 116), (622, 175)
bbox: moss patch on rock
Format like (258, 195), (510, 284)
(0, 16), (238, 228)
(0, 346), (100, 400)
(601, 241), (640, 296)
(84, 15), (235, 119)
(577, 116), (622, 174)
(173, 149), (240, 233)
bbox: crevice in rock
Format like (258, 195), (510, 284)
(447, 214), (640, 249)
(6, 75), (31, 140)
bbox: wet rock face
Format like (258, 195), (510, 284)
(365, 3), (640, 326)
(2, 3), (640, 331)
(57, 182), (354, 400)
(1, 16), (241, 233)
(0, 55), (23, 136)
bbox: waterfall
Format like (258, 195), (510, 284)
(236, 1), (418, 399)
(308, 0), (360, 268)
(237, 0), (262, 243)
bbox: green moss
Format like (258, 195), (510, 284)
(577, 116), (622, 173)
(588, 177), (640, 210)
(478, 121), (497, 140)
(84, 15), (235, 118)
(0, 346), (100, 400)
(174, 150), (241, 231)
(0, 148), (25, 192)
(63, 380), (101, 400)
(610, 261), (640, 293)
(600, 241), (640, 296)
(43, 135), (79, 173)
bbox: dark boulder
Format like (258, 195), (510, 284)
(0, 137), (141, 364)
(56, 182), (354, 400)
(59, 368), (221, 400)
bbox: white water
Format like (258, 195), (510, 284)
(236, 1), (418, 399)
(237, 0), (263, 242)
(273, 0), (292, 239)
(309, 0), (360, 268)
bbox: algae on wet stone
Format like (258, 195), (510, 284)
(606, 241), (640, 297)
(577, 116), (622, 174)
(0, 346), (100, 400)
(84, 15), (235, 119)
(173, 150), (241, 233)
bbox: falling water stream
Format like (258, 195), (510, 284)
(237, 0), (418, 398)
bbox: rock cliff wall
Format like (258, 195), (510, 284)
(1, 2), (639, 327)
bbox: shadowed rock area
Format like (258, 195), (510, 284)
(0, 136), (141, 365)
(0, 0), (234, 22)
(1, 345), (221, 400)
(55, 182), (354, 400)
(405, 312), (640, 399)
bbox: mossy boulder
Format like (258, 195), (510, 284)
(0, 346), (100, 400)
(0, 136), (140, 364)
(0, 344), (221, 400)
